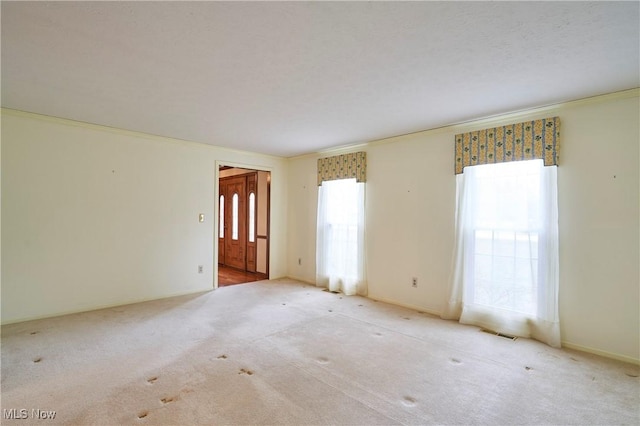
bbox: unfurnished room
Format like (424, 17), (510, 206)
(1, 1), (639, 425)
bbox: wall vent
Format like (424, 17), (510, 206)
(481, 329), (517, 340)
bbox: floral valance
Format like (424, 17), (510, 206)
(317, 152), (366, 186)
(454, 117), (560, 174)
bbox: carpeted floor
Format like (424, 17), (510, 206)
(1, 278), (638, 425)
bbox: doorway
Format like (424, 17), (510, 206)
(217, 165), (270, 287)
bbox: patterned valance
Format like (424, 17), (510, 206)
(317, 152), (366, 186)
(454, 117), (560, 174)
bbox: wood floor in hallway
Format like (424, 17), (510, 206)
(218, 265), (262, 287)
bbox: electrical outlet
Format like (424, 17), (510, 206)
(412, 277), (417, 288)
(198, 265), (203, 274)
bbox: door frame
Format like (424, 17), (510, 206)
(214, 160), (272, 289)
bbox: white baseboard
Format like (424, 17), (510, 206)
(1, 287), (212, 326)
(561, 341), (639, 365)
(364, 294), (443, 318)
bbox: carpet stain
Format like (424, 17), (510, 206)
(316, 357), (329, 364)
(30, 331), (39, 335)
(373, 332), (383, 337)
(239, 368), (254, 376)
(217, 354), (228, 360)
(328, 309), (333, 312)
(160, 396), (177, 404)
(402, 317), (411, 320)
(450, 358), (462, 364)
(137, 411), (148, 419)
(33, 357), (42, 363)
(401, 396), (417, 407)
(625, 372), (639, 378)
(525, 366), (533, 371)
(537, 351), (559, 360)
(147, 376), (158, 384)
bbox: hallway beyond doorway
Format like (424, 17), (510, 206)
(218, 265), (262, 287)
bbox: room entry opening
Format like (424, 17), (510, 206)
(218, 166), (270, 286)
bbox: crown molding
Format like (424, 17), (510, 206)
(1, 107), (286, 162)
(287, 88), (639, 161)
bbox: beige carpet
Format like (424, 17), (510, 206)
(1, 278), (638, 425)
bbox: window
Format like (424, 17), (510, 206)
(219, 195), (224, 238)
(446, 159), (560, 347)
(316, 178), (366, 296)
(249, 192), (255, 243)
(467, 160), (542, 316)
(232, 193), (239, 240)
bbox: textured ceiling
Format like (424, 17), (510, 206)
(2, 1), (638, 157)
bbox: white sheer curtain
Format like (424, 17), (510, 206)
(316, 178), (367, 296)
(443, 159), (560, 347)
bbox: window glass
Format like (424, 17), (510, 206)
(467, 160), (542, 316)
(232, 193), (239, 240)
(219, 195), (224, 238)
(249, 193), (255, 242)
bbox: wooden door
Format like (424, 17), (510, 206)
(222, 176), (247, 270)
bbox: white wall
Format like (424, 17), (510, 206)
(257, 171), (269, 274)
(557, 94), (639, 362)
(287, 91), (639, 363)
(219, 167), (252, 178)
(1, 110), (288, 324)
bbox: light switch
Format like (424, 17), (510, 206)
(199, 213), (205, 223)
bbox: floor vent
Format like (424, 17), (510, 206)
(481, 329), (517, 340)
